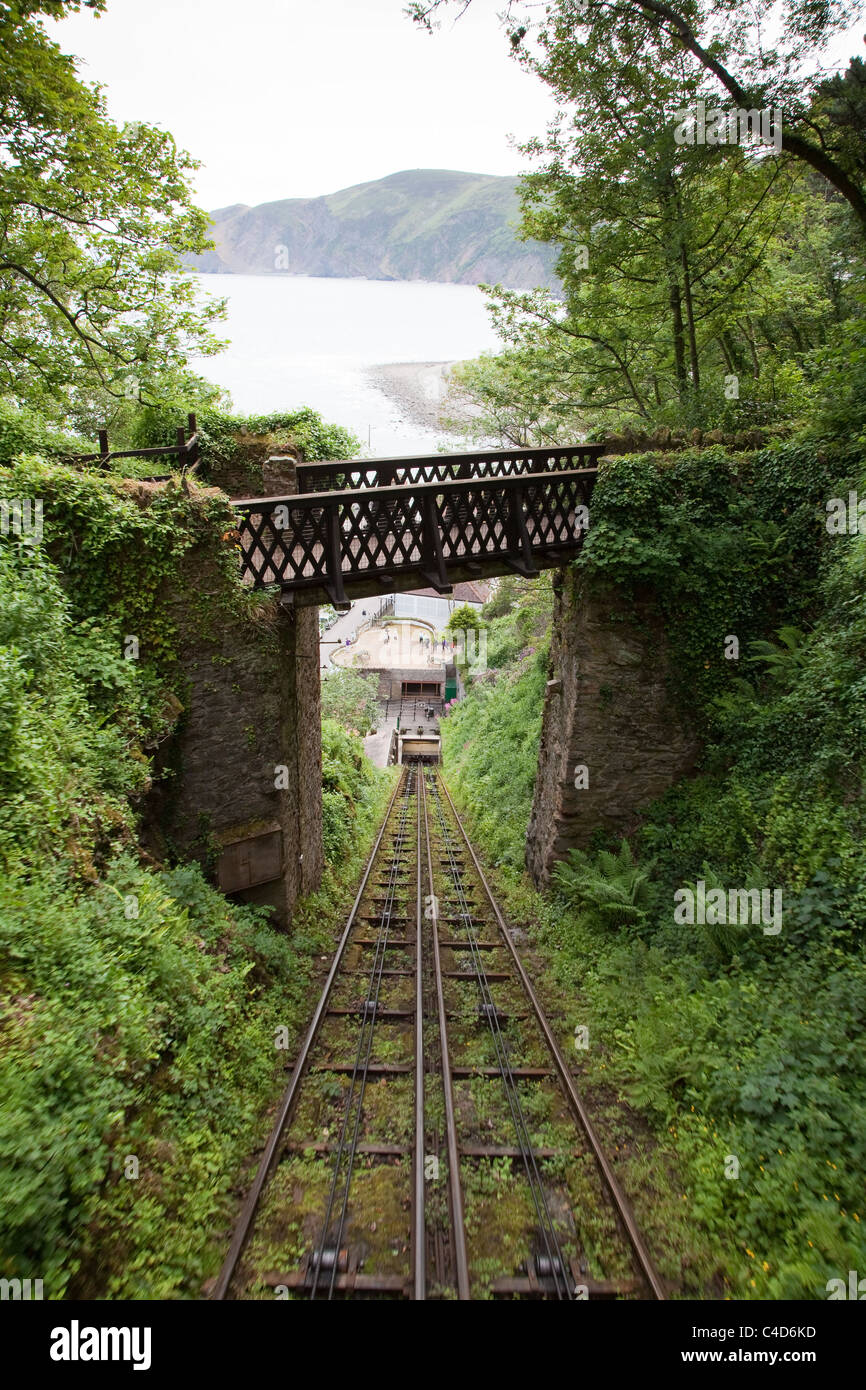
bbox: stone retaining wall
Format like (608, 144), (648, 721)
(526, 568), (700, 885)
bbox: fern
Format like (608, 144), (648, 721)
(747, 626), (809, 686)
(552, 840), (654, 930)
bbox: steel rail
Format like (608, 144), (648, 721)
(413, 773), (426, 1300)
(426, 771), (572, 1300)
(212, 769), (409, 1301)
(427, 771), (570, 1298)
(310, 767), (415, 1299)
(420, 769), (471, 1299)
(436, 776), (667, 1302)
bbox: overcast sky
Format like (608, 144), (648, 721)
(49, 0), (560, 209)
(50, 1), (865, 212)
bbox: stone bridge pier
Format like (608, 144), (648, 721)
(156, 456), (323, 928)
(526, 568), (700, 885)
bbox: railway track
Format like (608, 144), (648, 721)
(213, 763), (665, 1301)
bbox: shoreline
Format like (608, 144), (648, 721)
(365, 360), (467, 434)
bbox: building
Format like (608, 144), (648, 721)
(392, 580), (490, 629)
(375, 665), (444, 701)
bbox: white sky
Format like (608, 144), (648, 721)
(49, 0), (559, 208)
(49, 0), (866, 211)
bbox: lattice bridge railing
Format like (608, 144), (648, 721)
(233, 467), (597, 607)
(296, 443), (605, 493)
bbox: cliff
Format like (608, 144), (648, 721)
(186, 169), (560, 290)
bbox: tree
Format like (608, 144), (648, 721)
(446, 603), (487, 672)
(492, 135), (835, 426)
(408, 0), (866, 231)
(415, 0), (862, 432)
(445, 603), (487, 633)
(0, 1), (226, 421)
(481, 574), (524, 619)
(441, 348), (586, 445)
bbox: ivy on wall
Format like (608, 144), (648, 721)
(577, 443), (850, 719)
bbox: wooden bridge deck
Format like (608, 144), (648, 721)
(233, 446), (601, 607)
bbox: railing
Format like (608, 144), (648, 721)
(296, 443), (604, 493)
(373, 593), (396, 623)
(71, 413), (200, 476)
(233, 467), (597, 606)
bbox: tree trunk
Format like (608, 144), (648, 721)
(680, 243), (701, 391)
(742, 318), (761, 378)
(668, 276), (688, 398)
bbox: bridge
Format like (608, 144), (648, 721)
(233, 443), (602, 607)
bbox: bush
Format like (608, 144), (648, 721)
(130, 404), (359, 472)
(320, 668), (380, 734)
(552, 842), (655, 931)
(0, 855), (316, 1296)
(320, 719), (382, 863)
(441, 580), (552, 870)
(0, 399), (85, 467)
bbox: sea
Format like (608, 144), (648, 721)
(189, 273), (502, 457)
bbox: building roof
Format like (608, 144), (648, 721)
(406, 581), (490, 605)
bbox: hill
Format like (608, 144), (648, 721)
(186, 169), (560, 289)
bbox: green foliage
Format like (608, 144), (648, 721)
(320, 719), (385, 863)
(0, 399), (85, 466)
(441, 433), (866, 1295)
(576, 446), (866, 1291)
(445, 602), (485, 633)
(445, 602), (487, 671)
(0, 857), (307, 1296)
(320, 668), (380, 735)
(746, 626), (810, 687)
(128, 404), (359, 473)
(1, 454), (242, 676)
(418, 0), (866, 438)
(414, 1), (866, 231)
(481, 575), (523, 621)
(807, 292), (866, 454)
(0, 3), (225, 416)
(0, 530), (165, 876)
(579, 444), (844, 719)
(552, 842), (655, 931)
(442, 578), (552, 870)
(441, 349), (575, 446)
(0, 447), (390, 1295)
(0, 499), (294, 1295)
